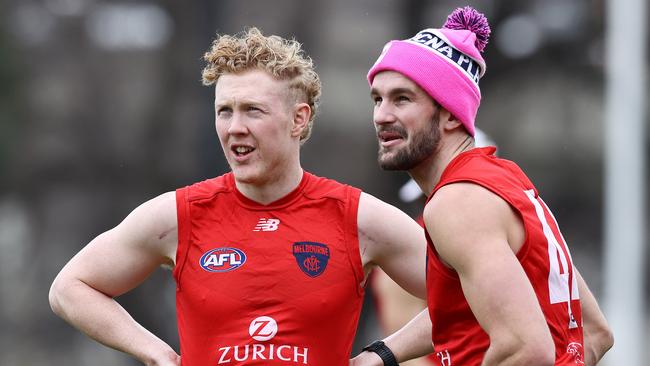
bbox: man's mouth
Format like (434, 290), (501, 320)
(378, 130), (405, 146)
(231, 145), (255, 157)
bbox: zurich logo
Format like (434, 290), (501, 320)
(199, 247), (246, 273)
(249, 316), (278, 341)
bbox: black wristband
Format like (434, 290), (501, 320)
(362, 340), (399, 366)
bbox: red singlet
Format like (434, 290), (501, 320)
(426, 147), (584, 366)
(174, 171), (364, 365)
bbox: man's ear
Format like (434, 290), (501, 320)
(291, 102), (311, 137)
(439, 108), (463, 132)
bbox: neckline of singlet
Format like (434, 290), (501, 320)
(448, 146), (496, 169)
(228, 171), (311, 210)
(428, 146), (497, 200)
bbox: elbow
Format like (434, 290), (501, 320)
(513, 336), (555, 366)
(585, 319), (614, 357)
(522, 325), (555, 366)
(521, 343), (555, 366)
(604, 329), (615, 352)
(48, 275), (71, 318)
(595, 325), (615, 355)
(48, 277), (63, 316)
(488, 333), (555, 366)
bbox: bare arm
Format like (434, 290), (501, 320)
(357, 192), (427, 298)
(575, 270), (613, 365)
(382, 309), (433, 362)
(369, 269), (433, 366)
(351, 193), (432, 364)
(427, 183), (555, 366)
(350, 309), (433, 366)
(48, 192), (180, 366)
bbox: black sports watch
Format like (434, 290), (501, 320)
(362, 340), (399, 366)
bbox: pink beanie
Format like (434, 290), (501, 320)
(367, 6), (491, 136)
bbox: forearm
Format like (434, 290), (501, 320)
(49, 279), (178, 365)
(575, 270), (613, 365)
(383, 309), (433, 361)
(351, 309), (433, 366)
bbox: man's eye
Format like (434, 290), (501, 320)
(217, 107), (232, 116)
(396, 95), (410, 102)
(373, 97), (382, 106)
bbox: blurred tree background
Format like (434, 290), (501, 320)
(0, 0), (646, 365)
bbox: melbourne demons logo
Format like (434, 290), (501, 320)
(199, 247), (246, 273)
(292, 242), (330, 277)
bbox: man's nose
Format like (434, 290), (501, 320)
(373, 102), (397, 126)
(228, 112), (248, 135)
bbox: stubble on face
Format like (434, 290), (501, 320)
(378, 108), (441, 171)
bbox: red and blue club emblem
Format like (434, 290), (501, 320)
(292, 242), (330, 277)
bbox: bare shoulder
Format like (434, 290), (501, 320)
(424, 183), (520, 268)
(131, 191), (177, 227)
(357, 192), (424, 261)
(357, 191), (396, 223)
(51, 191), (179, 297)
(357, 192), (419, 240)
(115, 191), (178, 264)
(425, 183), (509, 221)
(357, 192), (427, 298)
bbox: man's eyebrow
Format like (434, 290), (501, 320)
(388, 87), (416, 96)
(214, 98), (267, 107)
(215, 98), (231, 106)
(370, 87), (416, 97)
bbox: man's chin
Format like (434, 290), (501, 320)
(378, 153), (420, 171)
(378, 157), (405, 171)
(230, 166), (259, 184)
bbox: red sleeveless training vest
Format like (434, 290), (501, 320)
(426, 147), (584, 366)
(174, 171), (364, 365)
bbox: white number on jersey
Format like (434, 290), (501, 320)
(525, 190), (579, 329)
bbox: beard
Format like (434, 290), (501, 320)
(377, 112), (441, 171)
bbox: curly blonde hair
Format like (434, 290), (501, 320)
(202, 27), (321, 143)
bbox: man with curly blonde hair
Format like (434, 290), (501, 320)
(202, 28), (321, 143)
(50, 28), (428, 366)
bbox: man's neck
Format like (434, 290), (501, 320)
(235, 161), (304, 205)
(409, 133), (474, 196)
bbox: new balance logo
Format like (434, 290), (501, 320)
(254, 218), (280, 232)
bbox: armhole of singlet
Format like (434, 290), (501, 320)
(173, 186), (191, 289)
(343, 186), (364, 296)
(426, 232), (461, 280)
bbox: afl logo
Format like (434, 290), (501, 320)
(199, 247), (246, 273)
